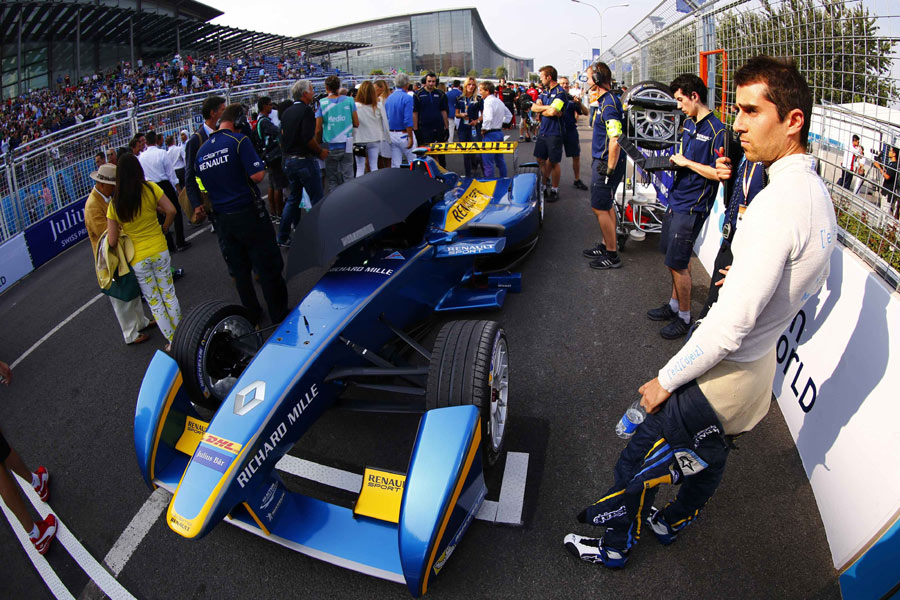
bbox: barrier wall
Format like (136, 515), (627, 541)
(691, 181), (900, 600)
(0, 233), (34, 293)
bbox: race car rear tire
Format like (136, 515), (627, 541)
(425, 320), (508, 467)
(516, 164), (543, 227)
(172, 301), (257, 410)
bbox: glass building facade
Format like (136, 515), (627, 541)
(307, 9), (533, 80)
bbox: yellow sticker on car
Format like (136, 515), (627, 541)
(444, 180), (497, 232)
(353, 467), (407, 524)
(175, 416), (209, 455)
(428, 141), (517, 154)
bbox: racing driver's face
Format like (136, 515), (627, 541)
(733, 81), (805, 166)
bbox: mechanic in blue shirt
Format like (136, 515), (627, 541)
(646, 74), (725, 339)
(195, 104), (288, 324)
(582, 61), (627, 270)
(414, 73), (450, 167)
(446, 80), (462, 142)
(455, 77), (483, 177)
(531, 65), (569, 202)
(559, 76), (589, 191)
(385, 72), (416, 168)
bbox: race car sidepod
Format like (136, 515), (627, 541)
(134, 353), (486, 596)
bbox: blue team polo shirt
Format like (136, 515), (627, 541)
(668, 112), (726, 215)
(456, 95), (482, 122)
(195, 129), (265, 214)
(538, 84), (568, 137)
(414, 88), (449, 130)
(446, 87), (462, 117)
(385, 89), (414, 130)
(591, 90), (625, 164)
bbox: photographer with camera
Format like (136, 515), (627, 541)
(194, 103), (288, 325)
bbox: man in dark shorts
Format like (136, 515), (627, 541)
(648, 74), (725, 339)
(582, 61), (626, 270)
(531, 65), (569, 202)
(559, 76), (589, 191)
(0, 360), (58, 554)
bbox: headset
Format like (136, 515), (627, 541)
(590, 59), (612, 88)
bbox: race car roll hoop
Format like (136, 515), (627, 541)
(134, 165), (542, 596)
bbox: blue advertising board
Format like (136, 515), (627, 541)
(23, 197), (88, 268)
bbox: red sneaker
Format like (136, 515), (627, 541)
(30, 514), (57, 555)
(33, 467), (49, 502)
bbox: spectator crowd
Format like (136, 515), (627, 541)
(0, 50), (337, 157)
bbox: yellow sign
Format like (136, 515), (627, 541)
(444, 180), (496, 232)
(174, 416), (209, 455)
(353, 467), (407, 524)
(427, 141), (517, 154)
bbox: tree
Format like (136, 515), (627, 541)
(447, 66), (462, 77)
(496, 66), (508, 79)
(468, 69), (478, 78)
(481, 67), (493, 78)
(370, 69), (384, 75)
(715, 0), (897, 105)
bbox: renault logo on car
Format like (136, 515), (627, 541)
(234, 381), (266, 415)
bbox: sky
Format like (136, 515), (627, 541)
(202, 0), (661, 77)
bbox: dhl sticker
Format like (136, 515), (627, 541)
(201, 433), (242, 454)
(444, 179), (497, 232)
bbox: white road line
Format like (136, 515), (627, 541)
(102, 487), (171, 576)
(15, 475), (137, 600)
(275, 455), (363, 493)
(10, 224), (211, 371)
(495, 452), (529, 525)
(10, 293), (104, 370)
(0, 498), (75, 599)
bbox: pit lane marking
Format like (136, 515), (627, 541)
(0, 498), (74, 599)
(9, 226), (211, 371)
(2, 473), (138, 600)
(102, 487), (171, 576)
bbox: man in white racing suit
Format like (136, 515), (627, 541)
(564, 55), (838, 568)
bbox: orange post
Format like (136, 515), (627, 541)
(699, 49), (728, 117)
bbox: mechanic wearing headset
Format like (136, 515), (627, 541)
(194, 103), (288, 326)
(582, 61), (626, 270)
(414, 73), (450, 167)
(565, 55), (836, 570)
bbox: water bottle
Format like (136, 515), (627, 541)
(616, 400), (646, 439)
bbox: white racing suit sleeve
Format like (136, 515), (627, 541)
(657, 201), (794, 392)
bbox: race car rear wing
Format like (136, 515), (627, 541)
(423, 141), (518, 154)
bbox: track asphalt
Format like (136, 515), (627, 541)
(0, 121), (840, 599)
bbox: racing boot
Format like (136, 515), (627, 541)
(646, 506), (679, 545)
(563, 533), (629, 568)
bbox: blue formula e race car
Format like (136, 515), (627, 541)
(133, 141), (542, 596)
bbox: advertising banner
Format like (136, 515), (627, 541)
(23, 197), (88, 268)
(0, 233), (34, 294)
(772, 248), (900, 571)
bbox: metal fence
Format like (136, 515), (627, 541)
(602, 0), (900, 289)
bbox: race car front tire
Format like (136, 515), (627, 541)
(171, 300), (258, 410)
(425, 320), (508, 467)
